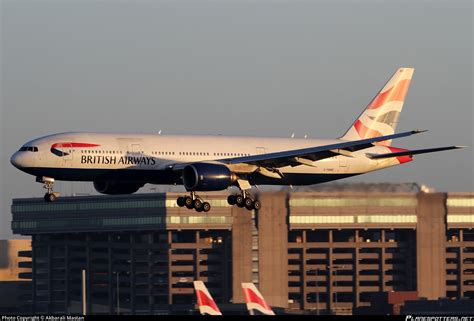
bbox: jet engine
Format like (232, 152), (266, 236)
(182, 163), (237, 191)
(93, 181), (144, 195)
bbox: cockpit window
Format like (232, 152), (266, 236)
(19, 146), (38, 152)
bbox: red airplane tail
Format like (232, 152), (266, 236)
(193, 281), (222, 315)
(241, 283), (275, 315)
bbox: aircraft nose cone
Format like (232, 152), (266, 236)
(10, 152), (19, 168)
(10, 152), (21, 169)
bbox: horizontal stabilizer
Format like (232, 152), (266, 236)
(367, 146), (465, 159)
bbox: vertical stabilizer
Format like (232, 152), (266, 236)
(241, 283), (275, 315)
(193, 281), (222, 315)
(341, 67), (414, 146)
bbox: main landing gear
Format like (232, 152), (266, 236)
(37, 176), (59, 202)
(227, 190), (261, 211)
(176, 191), (211, 212)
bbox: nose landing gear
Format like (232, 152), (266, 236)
(177, 191), (211, 212)
(37, 176), (59, 202)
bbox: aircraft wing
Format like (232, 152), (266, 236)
(216, 129), (426, 169)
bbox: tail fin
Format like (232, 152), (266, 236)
(193, 281), (222, 315)
(241, 283), (275, 315)
(341, 67), (414, 146)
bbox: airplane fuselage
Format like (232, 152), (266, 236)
(11, 131), (405, 187)
(14, 68), (459, 209)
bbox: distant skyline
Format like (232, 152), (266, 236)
(1, 0), (472, 239)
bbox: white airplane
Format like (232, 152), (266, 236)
(193, 281), (222, 316)
(10, 68), (463, 211)
(242, 283), (275, 315)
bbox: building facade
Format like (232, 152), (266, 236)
(0, 239), (32, 313)
(10, 191), (474, 314)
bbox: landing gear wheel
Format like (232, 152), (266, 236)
(39, 177), (58, 202)
(177, 196), (185, 207)
(184, 196), (194, 209)
(193, 199), (203, 211)
(245, 197), (254, 210)
(253, 200), (262, 210)
(44, 193), (57, 202)
(236, 195), (245, 208)
(227, 195), (236, 205)
(202, 202), (211, 212)
(195, 207), (203, 212)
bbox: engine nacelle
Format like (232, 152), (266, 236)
(182, 163), (236, 191)
(93, 181), (144, 195)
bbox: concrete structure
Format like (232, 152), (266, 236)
(10, 190), (474, 314)
(0, 239), (32, 281)
(0, 239), (32, 313)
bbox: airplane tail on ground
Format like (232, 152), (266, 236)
(241, 283), (275, 315)
(193, 281), (222, 316)
(341, 67), (414, 146)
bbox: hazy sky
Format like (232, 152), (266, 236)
(1, 0), (473, 239)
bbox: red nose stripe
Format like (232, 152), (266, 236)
(243, 288), (272, 311)
(387, 146), (413, 164)
(367, 78), (411, 110)
(195, 290), (220, 313)
(51, 142), (100, 148)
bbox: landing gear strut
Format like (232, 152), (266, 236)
(37, 176), (59, 202)
(177, 191), (211, 212)
(227, 190), (261, 211)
